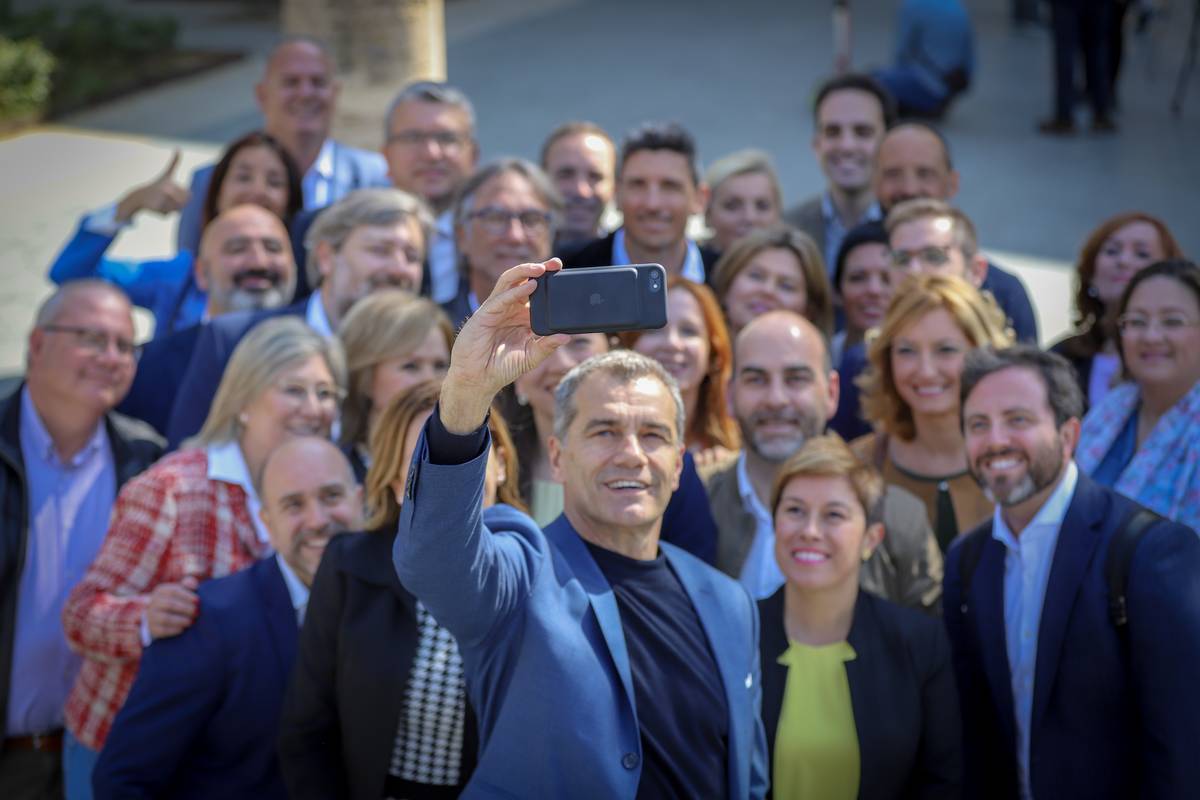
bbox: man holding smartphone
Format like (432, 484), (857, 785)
(561, 122), (718, 285)
(393, 258), (767, 798)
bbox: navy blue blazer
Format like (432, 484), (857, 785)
(943, 471), (1200, 800)
(117, 321), (203, 437)
(558, 230), (722, 287)
(393, 424), (768, 798)
(165, 301), (306, 448)
(92, 558), (298, 800)
(981, 262), (1038, 344)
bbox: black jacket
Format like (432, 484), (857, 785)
(758, 589), (962, 799)
(0, 384), (164, 740)
(278, 529), (478, 800)
(558, 230), (721, 287)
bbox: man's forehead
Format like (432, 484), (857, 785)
(264, 451), (353, 500)
(967, 366), (1049, 412)
(477, 171), (542, 204)
(621, 150), (692, 181)
(737, 321), (824, 367)
(350, 218), (421, 242)
(880, 129), (946, 168)
(817, 88), (883, 123)
(575, 374), (674, 418)
(893, 215), (954, 243)
(391, 99), (469, 129)
(267, 42), (331, 77)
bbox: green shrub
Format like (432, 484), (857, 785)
(0, 35), (54, 121)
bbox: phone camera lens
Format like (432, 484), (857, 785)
(650, 280), (661, 292)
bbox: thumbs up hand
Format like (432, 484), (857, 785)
(115, 149), (191, 223)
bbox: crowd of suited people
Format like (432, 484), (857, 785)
(3, 32), (1199, 800)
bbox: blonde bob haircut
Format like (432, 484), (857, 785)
(703, 149), (784, 213)
(192, 316), (347, 447)
(770, 434), (886, 526)
(336, 289), (455, 449)
(710, 225), (834, 335)
(365, 381), (525, 530)
(858, 273), (1013, 441)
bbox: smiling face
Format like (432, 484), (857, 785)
(773, 473), (882, 592)
(812, 89), (886, 194)
(1092, 221), (1166, 307)
(964, 366), (1075, 514)
(890, 307), (971, 421)
(723, 246), (808, 334)
(259, 437), (361, 586)
(633, 288), (710, 397)
(318, 218), (426, 327)
(1119, 275), (1200, 395)
(706, 171), (780, 252)
(458, 170), (554, 300)
(617, 149), (705, 256)
(549, 373), (683, 541)
(215, 144), (291, 220)
(238, 354), (340, 461)
(544, 131), (615, 242)
(874, 125), (958, 211)
(514, 333), (609, 418)
(369, 326), (450, 416)
(384, 100), (477, 211)
(839, 241), (892, 335)
(255, 41), (337, 142)
(197, 205), (296, 316)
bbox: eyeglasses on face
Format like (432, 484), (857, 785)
(1117, 314), (1200, 335)
(274, 381), (345, 406)
(889, 245), (955, 270)
(467, 207), (553, 236)
(41, 325), (141, 360)
(387, 130), (469, 151)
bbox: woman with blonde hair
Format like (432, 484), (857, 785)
(852, 273), (1013, 552)
(337, 289), (454, 479)
(703, 149), (784, 254)
(63, 317), (344, 772)
(711, 225), (834, 337)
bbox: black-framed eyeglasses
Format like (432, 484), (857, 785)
(890, 245), (955, 270)
(1116, 314), (1200, 336)
(387, 130), (469, 151)
(41, 325), (141, 360)
(467, 207), (553, 236)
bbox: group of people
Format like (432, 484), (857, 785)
(3, 31), (1199, 800)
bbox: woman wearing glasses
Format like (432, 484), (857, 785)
(1077, 260), (1200, 532)
(61, 318), (343, 793)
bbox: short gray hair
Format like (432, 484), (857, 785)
(383, 80), (476, 142)
(553, 351), (685, 442)
(452, 158), (564, 249)
(34, 279), (130, 328)
(304, 188), (434, 289)
(885, 198), (979, 257)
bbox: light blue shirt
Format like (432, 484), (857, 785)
(991, 460), (1079, 800)
(820, 191), (882, 278)
(895, 0), (975, 95)
(612, 227), (706, 284)
(275, 554), (310, 627)
(7, 388), (116, 734)
(734, 453), (785, 600)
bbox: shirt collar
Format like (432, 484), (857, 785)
(20, 385), (107, 468)
(612, 227), (706, 284)
(436, 209), (454, 238)
(305, 292), (335, 338)
(992, 460), (1080, 549)
(312, 139), (335, 180)
(735, 451), (772, 521)
(275, 553), (310, 624)
(820, 190), (883, 226)
(207, 439), (271, 544)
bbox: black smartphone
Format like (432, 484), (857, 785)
(530, 264), (668, 335)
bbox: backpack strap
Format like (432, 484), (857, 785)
(1104, 508), (1161, 629)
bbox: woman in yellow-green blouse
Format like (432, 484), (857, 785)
(759, 435), (961, 799)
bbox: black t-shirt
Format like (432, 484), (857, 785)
(585, 542), (729, 800)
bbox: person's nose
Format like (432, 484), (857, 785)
(612, 432), (648, 468)
(301, 498), (332, 533)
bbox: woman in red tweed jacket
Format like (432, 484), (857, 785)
(60, 317), (345, 786)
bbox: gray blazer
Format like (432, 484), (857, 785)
(783, 194), (826, 257)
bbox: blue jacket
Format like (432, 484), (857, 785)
(48, 218), (205, 338)
(92, 557), (297, 800)
(393, 425), (769, 799)
(943, 472), (1200, 800)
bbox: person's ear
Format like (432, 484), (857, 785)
(548, 435), (564, 483)
(193, 257), (211, 292)
(692, 182), (710, 217)
(253, 80), (268, 113)
(825, 368), (841, 425)
(314, 240), (336, 284)
(861, 521), (885, 560)
(970, 253), (988, 288)
(1060, 417), (1082, 460)
(947, 169), (961, 200)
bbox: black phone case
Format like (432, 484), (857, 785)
(530, 264), (668, 335)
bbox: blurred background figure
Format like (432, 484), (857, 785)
(873, 0), (975, 120)
(703, 149), (783, 256)
(540, 121), (616, 253)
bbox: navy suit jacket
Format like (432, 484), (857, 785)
(393, 423), (768, 798)
(92, 558), (298, 800)
(117, 322), (203, 437)
(559, 230), (721, 287)
(982, 261), (1038, 344)
(165, 301), (306, 448)
(944, 471), (1200, 800)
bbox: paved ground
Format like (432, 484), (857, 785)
(1, 0), (1197, 373)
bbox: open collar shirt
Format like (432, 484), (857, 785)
(734, 452), (786, 600)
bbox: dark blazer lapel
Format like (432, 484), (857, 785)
(544, 517), (637, 710)
(1030, 474), (1107, 734)
(340, 529), (416, 609)
(845, 593), (885, 797)
(707, 465), (758, 577)
(255, 557), (299, 681)
(757, 589), (788, 762)
(974, 538), (1018, 749)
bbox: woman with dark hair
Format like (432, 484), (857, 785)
(280, 380), (523, 800)
(48, 131), (303, 337)
(1052, 212), (1183, 409)
(1077, 259), (1200, 532)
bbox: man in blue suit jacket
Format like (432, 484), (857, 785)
(91, 437), (362, 799)
(945, 346), (1200, 800)
(394, 258), (767, 799)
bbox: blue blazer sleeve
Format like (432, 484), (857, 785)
(392, 425), (543, 648)
(982, 264), (1038, 344)
(175, 165), (213, 255)
(748, 594), (769, 800)
(92, 612), (225, 799)
(165, 320), (229, 449)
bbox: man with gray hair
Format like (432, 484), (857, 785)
(393, 258), (767, 798)
(382, 80), (479, 305)
(440, 158), (562, 325)
(176, 36), (388, 255)
(164, 188), (429, 447)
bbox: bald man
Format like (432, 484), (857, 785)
(94, 438), (361, 800)
(701, 310), (943, 613)
(176, 37), (388, 255)
(873, 123), (1038, 343)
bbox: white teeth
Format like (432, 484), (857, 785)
(989, 458), (1019, 469)
(792, 551), (827, 563)
(914, 386), (946, 396)
(608, 480), (646, 490)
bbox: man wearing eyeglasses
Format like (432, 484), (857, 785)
(382, 81), (480, 306)
(440, 159), (563, 326)
(885, 198), (988, 289)
(0, 280), (164, 798)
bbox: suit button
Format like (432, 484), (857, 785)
(622, 752), (640, 770)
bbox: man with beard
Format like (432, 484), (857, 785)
(92, 437), (361, 799)
(116, 204), (298, 436)
(946, 345), (1200, 799)
(784, 73), (895, 274)
(540, 121), (616, 251)
(702, 310), (943, 612)
(560, 122), (718, 285)
(0, 282), (163, 799)
(165, 188), (430, 447)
